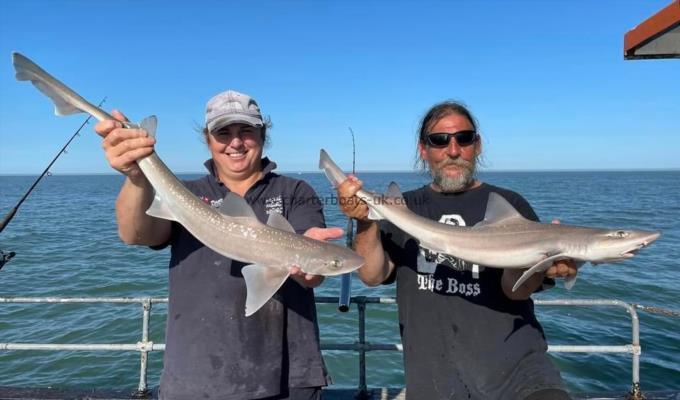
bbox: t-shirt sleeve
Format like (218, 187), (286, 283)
(287, 180), (326, 234)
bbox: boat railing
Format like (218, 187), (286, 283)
(0, 296), (644, 399)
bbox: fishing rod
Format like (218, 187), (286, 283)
(0, 97), (106, 271)
(338, 126), (357, 312)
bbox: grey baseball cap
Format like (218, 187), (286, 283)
(205, 90), (264, 133)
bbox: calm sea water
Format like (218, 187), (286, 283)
(0, 171), (678, 394)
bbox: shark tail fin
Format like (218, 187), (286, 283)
(319, 149), (349, 188)
(12, 52), (83, 116)
(12, 52), (111, 121)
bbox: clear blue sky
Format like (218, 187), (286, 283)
(1, 0), (678, 174)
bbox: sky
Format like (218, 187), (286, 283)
(0, 0), (678, 175)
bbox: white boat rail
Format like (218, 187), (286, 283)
(0, 296), (645, 399)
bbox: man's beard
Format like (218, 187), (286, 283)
(429, 156), (477, 193)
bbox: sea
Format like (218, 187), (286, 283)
(0, 171), (678, 394)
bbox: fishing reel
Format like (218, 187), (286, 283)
(0, 249), (16, 270)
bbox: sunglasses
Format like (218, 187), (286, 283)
(425, 130), (477, 148)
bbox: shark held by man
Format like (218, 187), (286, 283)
(11, 52), (364, 316)
(319, 149), (660, 291)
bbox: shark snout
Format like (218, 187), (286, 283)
(643, 231), (661, 246)
(620, 231), (661, 258)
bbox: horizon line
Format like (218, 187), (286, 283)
(1, 168), (679, 177)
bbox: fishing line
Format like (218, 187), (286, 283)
(338, 127), (357, 312)
(0, 97), (106, 271)
(634, 304), (680, 318)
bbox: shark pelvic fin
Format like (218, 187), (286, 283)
(266, 213), (296, 233)
(242, 264), (290, 317)
(138, 116), (158, 139)
(564, 275), (577, 290)
(219, 193), (258, 219)
(512, 253), (568, 292)
(476, 192), (529, 228)
(367, 207), (384, 220)
(563, 261), (584, 290)
(146, 194), (177, 221)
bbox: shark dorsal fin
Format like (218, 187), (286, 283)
(383, 181), (407, 208)
(266, 213), (296, 233)
(386, 182), (403, 199)
(475, 192), (528, 227)
(139, 115), (158, 139)
(219, 193), (258, 219)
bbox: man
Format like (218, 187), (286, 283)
(337, 101), (576, 400)
(95, 90), (336, 400)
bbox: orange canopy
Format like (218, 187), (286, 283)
(624, 0), (680, 59)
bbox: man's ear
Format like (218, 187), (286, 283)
(418, 141), (428, 162)
(475, 135), (482, 156)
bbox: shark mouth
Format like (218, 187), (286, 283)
(620, 235), (659, 258)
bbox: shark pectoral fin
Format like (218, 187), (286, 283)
(266, 213), (296, 232)
(241, 264), (290, 317)
(563, 261), (585, 290)
(138, 115), (158, 139)
(145, 194), (178, 221)
(512, 253), (568, 292)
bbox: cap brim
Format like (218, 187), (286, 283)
(208, 115), (263, 133)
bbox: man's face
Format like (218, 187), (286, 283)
(208, 123), (264, 181)
(418, 113), (481, 192)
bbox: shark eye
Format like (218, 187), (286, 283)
(330, 259), (343, 269)
(609, 230), (630, 238)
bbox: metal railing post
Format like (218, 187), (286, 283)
(627, 303), (644, 400)
(356, 297), (369, 399)
(133, 298), (152, 399)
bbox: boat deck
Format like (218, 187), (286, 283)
(1, 387), (679, 400)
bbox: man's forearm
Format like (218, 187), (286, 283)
(355, 220), (393, 286)
(115, 175), (170, 246)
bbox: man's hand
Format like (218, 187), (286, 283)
(95, 110), (155, 181)
(504, 219), (578, 299)
(337, 176), (371, 222)
(289, 227), (345, 288)
(546, 219), (578, 279)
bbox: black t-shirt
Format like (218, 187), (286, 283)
(381, 183), (565, 400)
(158, 158), (329, 400)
